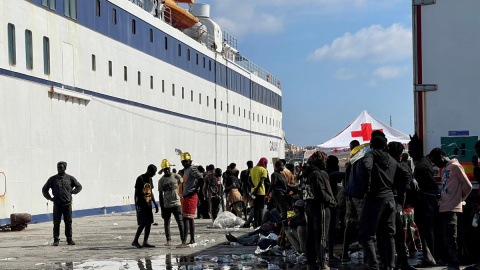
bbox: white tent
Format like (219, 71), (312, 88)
(305, 111), (410, 159)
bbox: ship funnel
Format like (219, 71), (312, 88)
(189, 4), (210, 18)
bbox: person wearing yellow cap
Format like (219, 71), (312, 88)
(180, 152), (203, 245)
(158, 159), (186, 247)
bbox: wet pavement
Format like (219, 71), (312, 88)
(0, 212), (478, 269)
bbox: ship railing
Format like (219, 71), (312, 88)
(126, 0), (280, 89)
(222, 30), (237, 50)
(235, 54), (281, 90)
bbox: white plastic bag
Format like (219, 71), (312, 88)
(212, 211), (245, 228)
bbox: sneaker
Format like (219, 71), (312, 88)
(131, 241), (142, 248)
(341, 257), (353, 265)
(67, 239), (76, 245)
(52, 240), (59, 246)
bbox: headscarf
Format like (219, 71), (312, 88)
(307, 151), (327, 170)
(256, 157), (268, 168)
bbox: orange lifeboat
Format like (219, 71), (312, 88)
(162, 0), (199, 29)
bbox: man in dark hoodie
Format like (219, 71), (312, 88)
(359, 136), (409, 270)
(408, 134), (437, 267)
(304, 151), (336, 269)
(387, 142), (414, 270)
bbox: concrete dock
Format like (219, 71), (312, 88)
(0, 212), (478, 269)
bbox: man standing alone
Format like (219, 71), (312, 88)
(132, 164), (159, 248)
(42, 161), (82, 246)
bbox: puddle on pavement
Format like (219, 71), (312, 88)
(32, 254), (374, 270)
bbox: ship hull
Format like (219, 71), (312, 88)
(0, 0), (284, 224)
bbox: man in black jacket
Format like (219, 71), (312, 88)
(408, 134), (437, 267)
(304, 151), (336, 269)
(359, 136), (409, 270)
(42, 161), (82, 246)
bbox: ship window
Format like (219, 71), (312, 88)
(150, 76), (153, 89)
(178, 44), (181, 57)
(96, 0), (100, 16)
(172, 84), (175, 96)
(7, 23), (16, 66)
(207, 96), (209, 107)
(203, 57), (205, 68)
(221, 101), (223, 111)
(244, 109), (245, 118)
(191, 90), (193, 102)
(227, 103), (229, 113)
(214, 98), (216, 109)
(43, 37), (50, 75)
(43, 0), (56, 10)
(113, 9), (117, 24)
(138, 71), (141, 86)
(162, 80), (165, 93)
(199, 93), (201, 104)
(108, 61), (112, 76)
(132, 19), (136, 34)
(249, 111), (251, 120)
(209, 60), (211, 71)
(233, 105), (235, 115)
(25, 30), (33, 70)
(239, 107), (240, 116)
(64, 0), (77, 20)
(187, 49), (190, 61)
(164, 37), (168, 50)
(150, 29), (153, 43)
(92, 54), (96, 71)
(124, 66), (127, 81)
(182, 87), (184, 99)
(196, 54), (198, 65)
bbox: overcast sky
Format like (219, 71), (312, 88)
(199, 0), (414, 146)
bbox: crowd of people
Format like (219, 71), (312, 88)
(42, 130), (480, 270)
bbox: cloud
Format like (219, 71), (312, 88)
(203, 1), (284, 38)
(373, 65), (408, 79)
(335, 68), (357, 80)
(308, 24), (412, 63)
(200, 0), (380, 38)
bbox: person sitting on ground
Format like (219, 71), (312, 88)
(262, 200), (282, 225)
(284, 199), (307, 255)
(226, 220), (282, 246)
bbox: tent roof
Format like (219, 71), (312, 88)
(313, 111), (410, 157)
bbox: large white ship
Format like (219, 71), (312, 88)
(0, 0), (284, 224)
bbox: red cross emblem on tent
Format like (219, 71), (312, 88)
(351, 123), (383, 141)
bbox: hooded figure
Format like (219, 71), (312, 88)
(359, 136), (410, 270)
(304, 151), (336, 269)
